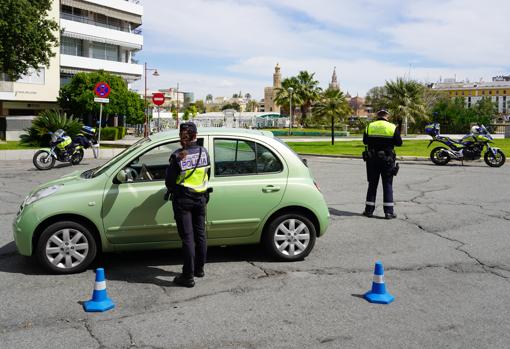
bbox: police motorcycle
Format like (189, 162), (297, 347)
(425, 123), (505, 167)
(32, 127), (94, 170)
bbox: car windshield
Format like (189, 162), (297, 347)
(87, 137), (151, 178)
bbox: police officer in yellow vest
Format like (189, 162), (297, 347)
(362, 109), (402, 219)
(165, 122), (210, 287)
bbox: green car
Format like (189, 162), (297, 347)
(13, 128), (330, 274)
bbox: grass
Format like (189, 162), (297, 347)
(0, 141), (38, 150)
(0, 141), (126, 150)
(287, 139), (510, 158)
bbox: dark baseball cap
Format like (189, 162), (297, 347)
(179, 122), (197, 133)
(377, 109), (389, 117)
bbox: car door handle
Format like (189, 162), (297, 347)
(262, 185), (280, 193)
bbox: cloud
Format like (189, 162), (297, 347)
(137, 0), (510, 99)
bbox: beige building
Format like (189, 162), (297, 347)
(264, 63), (282, 113)
(430, 76), (510, 115)
(0, 0), (144, 140)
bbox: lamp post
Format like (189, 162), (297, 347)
(144, 62), (159, 137)
(288, 87), (294, 136)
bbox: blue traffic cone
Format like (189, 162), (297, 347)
(83, 268), (115, 312)
(364, 261), (394, 304)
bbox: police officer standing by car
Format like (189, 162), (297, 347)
(165, 122), (210, 287)
(362, 109), (402, 219)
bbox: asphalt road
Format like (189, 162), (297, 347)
(1, 157), (509, 349)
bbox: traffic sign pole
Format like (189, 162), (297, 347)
(93, 81), (111, 158)
(97, 103), (103, 158)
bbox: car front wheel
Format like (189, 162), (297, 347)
(263, 213), (316, 261)
(36, 221), (97, 274)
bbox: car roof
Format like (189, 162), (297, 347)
(149, 127), (275, 142)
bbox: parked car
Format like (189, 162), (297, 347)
(13, 128), (330, 274)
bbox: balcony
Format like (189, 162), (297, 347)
(61, 54), (143, 77)
(61, 19), (143, 49)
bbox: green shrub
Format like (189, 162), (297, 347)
(20, 110), (83, 146)
(100, 127), (118, 140)
(116, 126), (126, 139)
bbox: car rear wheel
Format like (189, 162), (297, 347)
(263, 213), (316, 261)
(36, 221), (97, 274)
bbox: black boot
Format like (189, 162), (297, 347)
(384, 213), (397, 220)
(194, 268), (205, 278)
(173, 274), (195, 288)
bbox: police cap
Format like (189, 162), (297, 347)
(377, 109), (389, 117)
(179, 122), (197, 134)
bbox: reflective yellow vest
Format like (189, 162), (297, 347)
(366, 120), (397, 138)
(176, 149), (210, 193)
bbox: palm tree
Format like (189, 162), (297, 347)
(384, 78), (427, 135)
(246, 99), (259, 112)
(245, 93), (252, 100)
(205, 94), (213, 104)
(274, 77), (302, 117)
(295, 71), (322, 126)
(313, 88), (352, 145)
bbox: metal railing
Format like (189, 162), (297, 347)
(61, 12), (140, 34)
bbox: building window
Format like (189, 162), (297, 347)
(482, 90), (485, 95)
(61, 37), (83, 56)
(489, 90), (492, 95)
(92, 42), (119, 61)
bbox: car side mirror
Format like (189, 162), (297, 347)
(114, 170), (127, 184)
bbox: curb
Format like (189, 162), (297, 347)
(0, 148), (125, 161)
(297, 153), (429, 161)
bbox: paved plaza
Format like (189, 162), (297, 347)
(1, 157), (509, 348)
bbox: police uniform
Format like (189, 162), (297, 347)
(165, 124), (210, 287)
(362, 111), (402, 219)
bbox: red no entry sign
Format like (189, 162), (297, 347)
(152, 92), (165, 106)
(94, 82), (111, 98)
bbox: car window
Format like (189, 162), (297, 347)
(122, 141), (181, 182)
(214, 138), (282, 176)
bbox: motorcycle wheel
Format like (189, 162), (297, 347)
(430, 147), (450, 165)
(71, 148), (84, 165)
(33, 150), (56, 170)
(484, 150), (505, 167)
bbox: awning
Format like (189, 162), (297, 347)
(60, 67), (141, 82)
(61, 30), (142, 50)
(61, 0), (142, 25)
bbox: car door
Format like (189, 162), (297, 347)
(206, 137), (287, 239)
(102, 138), (205, 244)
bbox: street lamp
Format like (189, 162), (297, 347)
(144, 62), (159, 137)
(288, 87), (294, 136)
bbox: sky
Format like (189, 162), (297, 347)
(134, 0), (510, 101)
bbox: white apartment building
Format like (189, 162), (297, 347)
(0, 0), (143, 140)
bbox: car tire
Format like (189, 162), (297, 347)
(263, 213), (316, 261)
(36, 221), (97, 274)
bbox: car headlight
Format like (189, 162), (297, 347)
(25, 185), (63, 206)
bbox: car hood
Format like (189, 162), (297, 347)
(27, 169), (87, 196)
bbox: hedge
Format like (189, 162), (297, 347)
(271, 130), (349, 137)
(100, 127), (119, 140)
(116, 126), (126, 139)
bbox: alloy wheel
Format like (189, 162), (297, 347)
(45, 228), (89, 269)
(273, 218), (311, 257)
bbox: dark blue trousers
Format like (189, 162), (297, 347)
(365, 159), (394, 214)
(172, 194), (207, 276)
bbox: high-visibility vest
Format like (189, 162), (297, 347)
(176, 147), (210, 193)
(366, 120), (397, 138)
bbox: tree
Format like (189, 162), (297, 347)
(274, 77), (302, 117)
(246, 99), (259, 112)
(194, 100), (205, 113)
(365, 86), (387, 113)
(20, 110), (83, 146)
(0, 0), (59, 80)
(295, 71), (322, 125)
(384, 78), (427, 135)
(313, 88), (352, 144)
(221, 102), (240, 112)
(58, 70), (144, 125)
(206, 94), (213, 103)
(245, 93), (252, 100)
